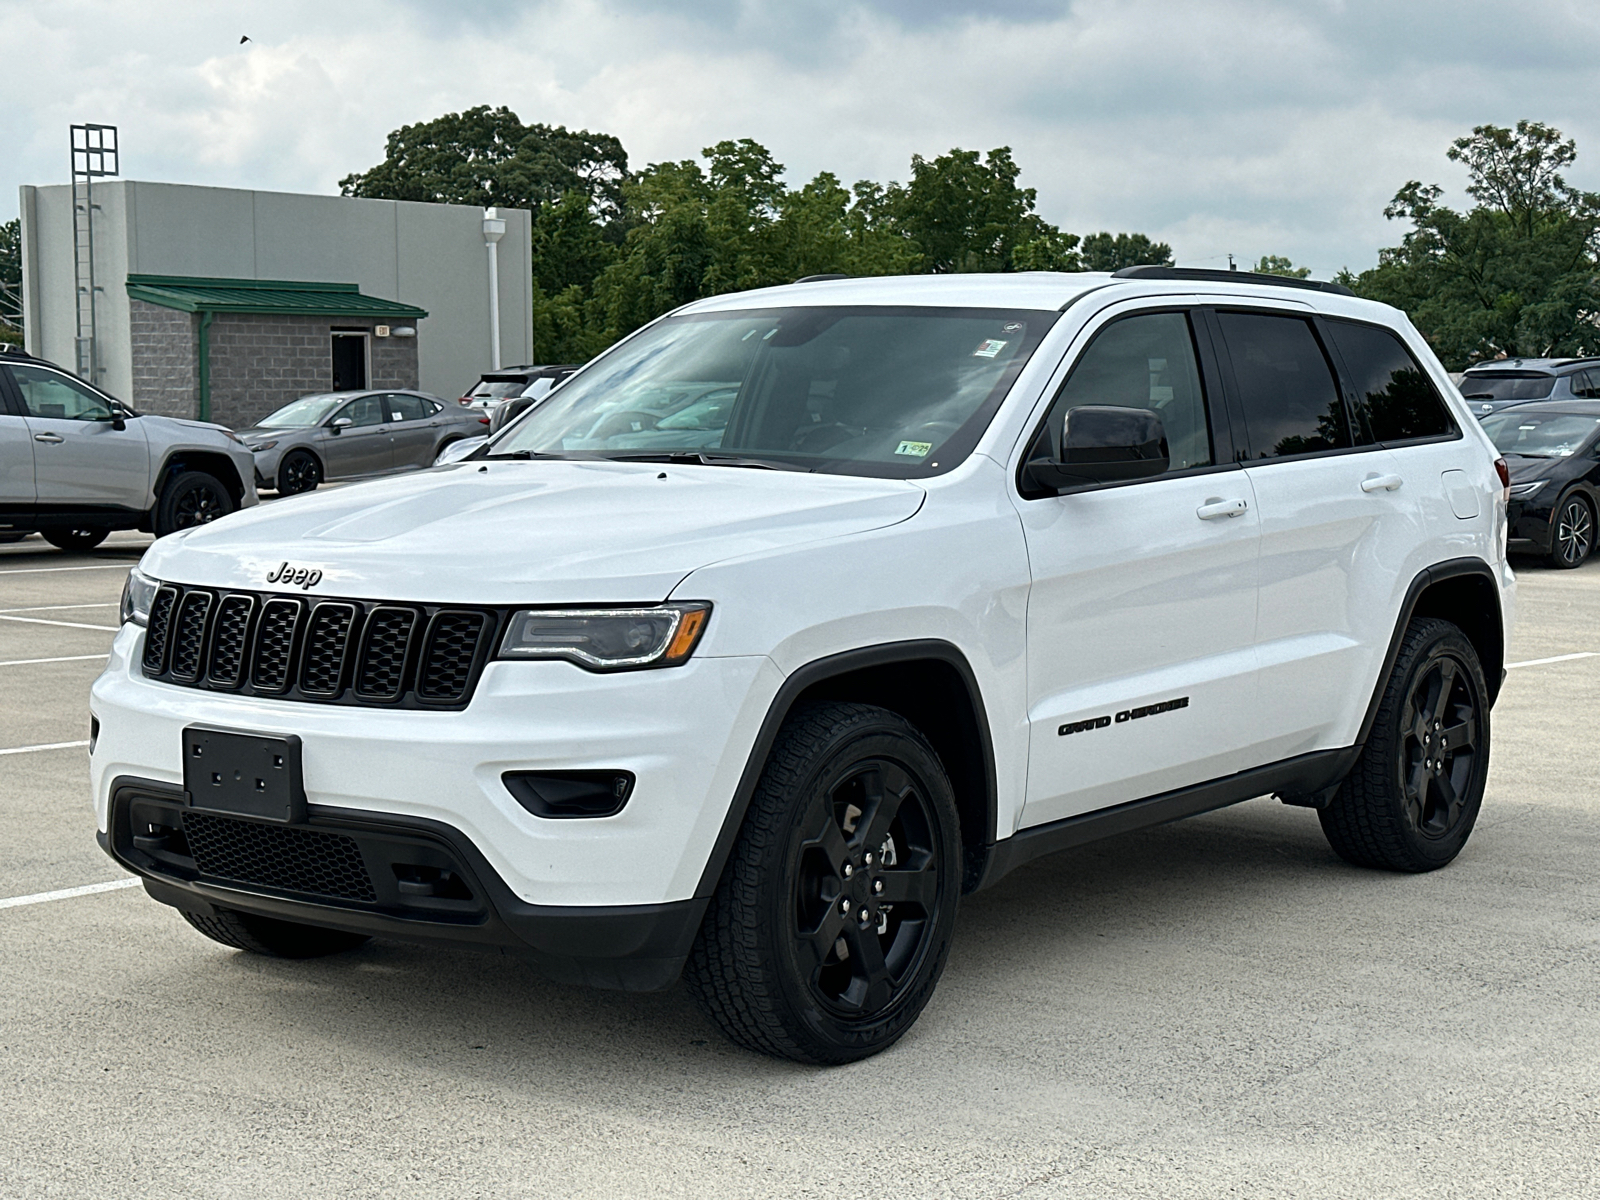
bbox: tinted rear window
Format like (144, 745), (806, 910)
(1457, 373), (1556, 402)
(1218, 312), (1352, 459)
(1325, 320), (1455, 443)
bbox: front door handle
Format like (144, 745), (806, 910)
(33, 432), (64, 444)
(1196, 496), (1249, 520)
(1360, 473), (1404, 493)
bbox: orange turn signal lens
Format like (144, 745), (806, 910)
(663, 606), (709, 663)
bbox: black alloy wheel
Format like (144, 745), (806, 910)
(155, 470), (235, 537)
(684, 702), (962, 1064)
(41, 527), (109, 552)
(1319, 618), (1489, 872)
(276, 449), (322, 495)
(1548, 495), (1594, 569)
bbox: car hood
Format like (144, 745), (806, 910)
(1504, 454), (1569, 483)
(140, 459), (926, 604)
(235, 426), (308, 441)
(137, 414), (242, 442)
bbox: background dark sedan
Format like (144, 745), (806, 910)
(1480, 400), (1600, 568)
(236, 390), (487, 494)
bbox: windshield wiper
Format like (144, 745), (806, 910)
(605, 451), (812, 472)
(480, 448), (567, 460)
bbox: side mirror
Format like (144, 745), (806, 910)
(1025, 405), (1169, 492)
(329, 417), (353, 435)
(94, 407), (127, 431)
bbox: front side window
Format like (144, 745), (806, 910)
(9, 364), (114, 421)
(1218, 312), (1352, 459)
(1325, 319), (1455, 443)
(339, 396), (386, 427)
(491, 306), (1058, 477)
(1032, 311), (1214, 472)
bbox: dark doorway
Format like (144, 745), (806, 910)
(331, 333), (368, 391)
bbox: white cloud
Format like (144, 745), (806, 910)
(4, 0), (1600, 276)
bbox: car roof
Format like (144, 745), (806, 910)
(1464, 357), (1600, 376)
(676, 270), (1402, 325)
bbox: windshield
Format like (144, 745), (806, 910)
(258, 393), (347, 428)
(1458, 373), (1556, 402)
(490, 306), (1057, 476)
(1480, 411), (1600, 457)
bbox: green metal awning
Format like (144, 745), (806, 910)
(125, 274), (428, 319)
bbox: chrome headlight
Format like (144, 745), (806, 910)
(496, 603), (710, 671)
(1508, 479), (1547, 499)
(120, 568), (161, 626)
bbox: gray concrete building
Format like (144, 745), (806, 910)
(18, 181), (534, 428)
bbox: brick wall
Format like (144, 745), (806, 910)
(207, 316), (421, 430)
(129, 299), (198, 418)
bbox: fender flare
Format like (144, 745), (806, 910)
(692, 639), (999, 898)
(1356, 555), (1504, 748)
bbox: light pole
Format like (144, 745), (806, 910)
(482, 207), (506, 370)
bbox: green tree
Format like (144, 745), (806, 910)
(1079, 231), (1174, 272)
(897, 147), (1069, 273)
(340, 106), (629, 226)
(1348, 120), (1600, 368)
(1253, 255), (1311, 278)
(0, 217), (22, 345)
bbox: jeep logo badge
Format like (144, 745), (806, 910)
(266, 561), (323, 590)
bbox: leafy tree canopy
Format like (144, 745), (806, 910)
(1347, 120), (1600, 369)
(340, 105), (629, 225)
(1080, 232), (1174, 272)
(1253, 255), (1311, 279)
(0, 217), (22, 344)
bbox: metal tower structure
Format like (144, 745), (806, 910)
(70, 123), (119, 382)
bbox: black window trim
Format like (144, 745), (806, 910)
(1316, 314), (1462, 450)
(1205, 305), (1372, 466)
(0, 365), (23, 417)
(1014, 303), (1243, 501)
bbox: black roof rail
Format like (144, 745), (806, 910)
(793, 273), (849, 284)
(1111, 265), (1355, 297)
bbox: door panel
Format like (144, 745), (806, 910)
(8, 364), (149, 507)
(320, 394), (392, 477)
(1213, 309), (1422, 757)
(0, 413), (36, 514)
(1016, 307), (1263, 828)
(384, 394), (437, 468)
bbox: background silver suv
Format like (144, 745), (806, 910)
(0, 348), (256, 550)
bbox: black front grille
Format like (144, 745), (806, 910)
(183, 812), (377, 902)
(139, 584), (496, 709)
(207, 594), (254, 687)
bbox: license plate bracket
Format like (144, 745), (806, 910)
(182, 726), (306, 824)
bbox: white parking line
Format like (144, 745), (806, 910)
(0, 614), (120, 632)
(1506, 651), (1598, 669)
(0, 878), (140, 910)
(0, 603), (119, 613)
(0, 564), (132, 575)
(0, 740), (91, 756)
(0, 654), (109, 668)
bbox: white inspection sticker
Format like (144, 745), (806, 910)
(895, 440), (933, 457)
(973, 339), (1008, 358)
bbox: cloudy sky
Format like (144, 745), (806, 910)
(6, 0), (1600, 277)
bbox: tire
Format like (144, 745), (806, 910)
(40, 527), (108, 552)
(276, 449), (322, 495)
(154, 470), (235, 537)
(1546, 493), (1594, 569)
(180, 907), (370, 958)
(1319, 618), (1489, 872)
(683, 702), (962, 1064)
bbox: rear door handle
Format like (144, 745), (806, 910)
(33, 433), (64, 444)
(1196, 497), (1249, 520)
(1360, 473), (1404, 493)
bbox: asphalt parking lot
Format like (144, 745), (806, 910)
(2, 532), (1597, 1199)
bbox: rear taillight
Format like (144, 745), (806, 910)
(478, 416), (490, 425)
(1494, 456), (1510, 503)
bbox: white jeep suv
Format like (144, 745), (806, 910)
(92, 268), (1515, 1064)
